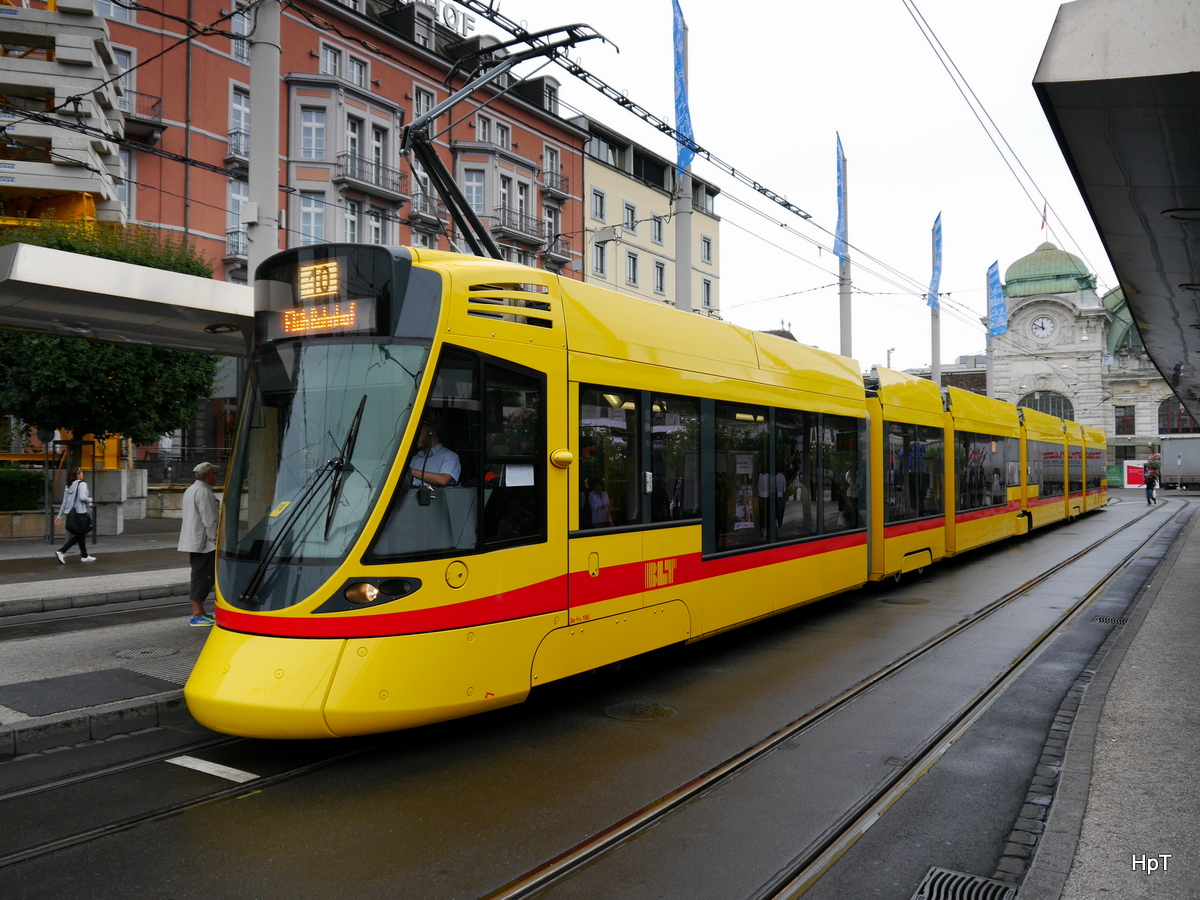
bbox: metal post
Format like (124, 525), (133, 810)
(246, 1), (282, 282)
(675, 170), (693, 312)
(931, 307), (941, 387)
(838, 154), (852, 358)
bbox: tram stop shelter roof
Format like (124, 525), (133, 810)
(1035, 0), (1200, 419)
(0, 242), (253, 356)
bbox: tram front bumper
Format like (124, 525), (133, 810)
(185, 627), (343, 739)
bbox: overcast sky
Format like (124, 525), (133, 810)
(487, 0), (1112, 372)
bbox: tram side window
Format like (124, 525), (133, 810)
(1036, 441), (1065, 498)
(1005, 437), (1021, 487)
(715, 402), (769, 551)
(1086, 447), (1105, 491)
(955, 431), (1008, 512)
(883, 421), (945, 524)
(822, 414), (866, 533)
(580, 386), (641, 529)
(776, 408), (818, 541)
(650, 394), (700, 523)
(1068, 447), (1084, 495)
(482, 362), (546, 545)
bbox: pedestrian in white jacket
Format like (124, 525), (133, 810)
(179, 461), (221, 626)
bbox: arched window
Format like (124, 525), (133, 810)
(1018, 391), (1074, 420)
(1157, 396), (1200, 434)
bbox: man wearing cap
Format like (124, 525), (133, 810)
(179, 461), (221, 626)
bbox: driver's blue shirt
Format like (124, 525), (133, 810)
(411, 443), (461, 486)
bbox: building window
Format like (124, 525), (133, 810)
(653, 260), (666, 294)
(701, 278), (713, 308)
(593, 242), (607, 277)
(113, 48), (133, 114)
(230, 87), (250, 155)
(414, 87), (435, 119)
(299, 193), (325, 245)
(1114, 445), (1136, 462)
(701, 235), (713, 263)
(625, 251), (638, 286)
(1114, 405), (1136, 435)
(371, 127), (387, 182)
(499, 175), (511, 210)
(300, 108), (326, 159)
(232, 4), (251, 62)
(412, 230), (435, 249)
(495, 122), (510, 150)
(623, 202), (637, 234)
(368, 209), (384, 244)
(1018, 391), (1074, 420)
(476, 114), (492, 143)
(651, 215), (664, 245)
(320, 46), (341, 78)
(348, 57), (367, 88)
(517, 182), (529, 219)
(96, 0), (132, 21)
(591, 188), (606, 222)
(118, 148), (133, 216)
(1158, 396), (1200, 434)
(544, 145), (559, 176)
(464, 170), (485, 214)
(345, 200), (360, 243)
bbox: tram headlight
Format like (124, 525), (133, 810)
(344, 582), (381, 605)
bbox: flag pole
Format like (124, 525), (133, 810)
(673, 0), (694, 313)
(928, 213), (943, 389)
(835, 135), (851, 358)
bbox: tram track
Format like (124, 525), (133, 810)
(481, 500), (1185, 900)
(0, 730), (402, 869)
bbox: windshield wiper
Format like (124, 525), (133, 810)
(238, 460), (336, 604)
(324, 394), (368, 540)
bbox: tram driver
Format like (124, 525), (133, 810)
(410, 413), (461, 488)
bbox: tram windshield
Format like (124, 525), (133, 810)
(222, 338), (428, 574)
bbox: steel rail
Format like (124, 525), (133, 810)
(0, 732), (404, 869)
(480, 501), (1179, 900)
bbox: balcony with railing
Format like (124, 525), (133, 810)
(407, 191), (446, 225)
(333, 152), (408, 200)
(224, 228), (248, 261)
(225, 129), (249, 169)
(539, 170), (569, 199)
(491, 206), (543, 243)
(118, 89), (165, 141)
(541, 235), (571, 264)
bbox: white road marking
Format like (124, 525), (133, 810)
(166, 755), (259, 783)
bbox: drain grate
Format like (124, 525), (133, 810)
(114, 648), (180, 660)
(881, 597), (930, 605)
(909, 867), (1015, 900)
(604, 701), (678, 722)
(1093, 616), (1129, 626)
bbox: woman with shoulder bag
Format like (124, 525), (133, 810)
(54, 467), (96, 564)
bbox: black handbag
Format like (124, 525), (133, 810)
(65, 510), (91, 535)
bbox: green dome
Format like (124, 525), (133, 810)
(1004, 242), (1095, 297)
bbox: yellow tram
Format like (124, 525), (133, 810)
(185, 245), (1106, 739)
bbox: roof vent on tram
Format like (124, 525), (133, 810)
(466, 282), (555, 329)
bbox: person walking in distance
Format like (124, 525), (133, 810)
(54, 467), (95, 564)
(1144, 469), (1159, 505)
(179, 461), (221, 626)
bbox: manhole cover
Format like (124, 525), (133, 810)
(1093, 616), (1129, 626)
(881, 597), (930, 605)
(605, 702), (678, 722)
(114, 648), (180, 660)
(909, 867), (1015, 900)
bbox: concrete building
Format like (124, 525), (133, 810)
(573, 116), (720, 314)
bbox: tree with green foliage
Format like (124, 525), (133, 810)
(0, 219), (220, 446)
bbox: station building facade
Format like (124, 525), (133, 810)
(988, 242), (1197, 470)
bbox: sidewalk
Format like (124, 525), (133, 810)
(0, 516), (205, 757)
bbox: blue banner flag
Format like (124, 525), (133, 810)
(987, 261), (1007, 337)
(927, 212), (942, 310)
(673, 0), (694, 176)
(834, 134), (847, 265)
